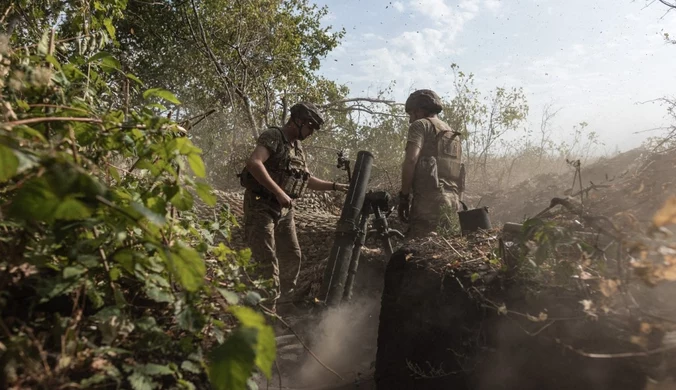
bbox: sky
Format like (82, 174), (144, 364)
(313, 0), (676, 153)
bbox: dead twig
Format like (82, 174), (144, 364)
(556, 338), (676, 358)
(441, 237), (463, 258)
(2, 117), (103, 128)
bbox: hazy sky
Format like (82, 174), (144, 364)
(314, 0), (676, 153)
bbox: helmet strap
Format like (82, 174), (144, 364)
(293, 118), (307, 141)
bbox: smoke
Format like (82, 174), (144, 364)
(292, 295), (381, 388)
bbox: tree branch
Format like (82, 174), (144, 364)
(187, 0), (259, 137)
(318, 97), (400, 109)
(659, 0), (676, 9)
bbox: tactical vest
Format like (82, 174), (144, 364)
(238, 128), (310, 199)
(413, 117), (464, 193)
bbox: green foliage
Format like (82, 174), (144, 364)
(515, 217), (598, 285)
(443, 64), (530, 182)
(0, 5), (275, 389)
(436, 202), (462, 238)
(209, 307), (276, 390)
(107, 0), (350, 188)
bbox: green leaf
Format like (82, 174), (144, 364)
(145, 103), (168, 111)
(103, 18), (116, 40)
(0, 144), (19, 183)
(145, 284), (175, 303)
(37, 30), (50, 55)
(113, 249), (135, 274)
(230, 307), (276, 378)
(87, 286), (105, 309)
(187, 154), (206, 178)
(108, 165), (121, 183)
(146, 196), (167, 216)
(88, 51), (121, 71)
(196, 182), (217, 206)
(126, 73), (145, 86)
(143, 88), (181, 105)
(8, 177), (61, 223)
(170, 188), (194, 211)
(165, 245), (205, 292)
(109, 267), (121, 281)
(178, 379), (197, 390)
(45, 54), (62, 71)
(181, 360), (202, 374)
(170, 138), (200, 155)
(208, 327), (257, 390)
(129, 372), (155, 390)
(470, 273), (480, 283)
(131, 202), (166, 226)
(217, 288), (239, 305)
(63, 265), (87, 279)
(139, 363), (174, 377)
(53, 197), (92, 220)
(176, 303), (205, 332)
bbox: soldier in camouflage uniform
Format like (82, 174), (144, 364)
(239, 102), (348, 307)
(398, 89), (465, 238)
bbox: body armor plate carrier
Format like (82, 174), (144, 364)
(413, 117), (464, 193)
(238, 128), (310, 200)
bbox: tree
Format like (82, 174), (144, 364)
(442, 64), (529, 185)
(1, 1), (276, 389)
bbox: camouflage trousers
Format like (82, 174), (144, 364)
(243, 190), (302, 305)
(407, 189), (461, 239)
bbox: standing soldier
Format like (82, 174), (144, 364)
(238, 102), (348, 308)
(397, 89), (465, 238)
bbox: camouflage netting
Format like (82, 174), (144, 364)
(193, 189), (400, 302)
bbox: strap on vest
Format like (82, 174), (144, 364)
(423, 118), (461, 157)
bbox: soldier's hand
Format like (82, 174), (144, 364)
(335, 183), (349, 192)
(398, 192), (410, 223)
(276, 192), (293, 208)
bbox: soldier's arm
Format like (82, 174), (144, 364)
(246, 145), (286, 198)
(400, 142), (421, 196)
(307, 176), (348, 192)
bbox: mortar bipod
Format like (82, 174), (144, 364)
(342, 190), (405, 302)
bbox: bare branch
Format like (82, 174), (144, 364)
(318, 97), (401, 109)
(327, 105), (407, 118)
(659, 0), (676, 9)
(188, 0), (259, 137)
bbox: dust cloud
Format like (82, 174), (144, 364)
(293, 295), (381, 388)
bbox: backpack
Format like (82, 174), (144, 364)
(413, 117), (465, 193)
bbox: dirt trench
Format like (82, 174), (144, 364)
(374, 241), (651, 390)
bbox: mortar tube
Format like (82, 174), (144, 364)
(318, 150), (374, 307)
(342, 211), (370, 303)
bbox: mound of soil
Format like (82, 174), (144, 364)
(476, 148), (662, 226)
(375, 233), (650, 390)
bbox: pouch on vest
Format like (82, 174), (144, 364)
(413, 118), (462, 192)
(279, 169), (310, 199)
(435, 129), (463, 189)
(238, 166), (264, 193)
(413, 156), (440, 191)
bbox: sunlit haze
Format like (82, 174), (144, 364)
(316, 0), (676, 153)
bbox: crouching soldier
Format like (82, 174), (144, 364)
(239, 102), (348, 308)
(398, 89), (465, 238)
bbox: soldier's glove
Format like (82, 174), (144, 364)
(398, 192), (411, 223)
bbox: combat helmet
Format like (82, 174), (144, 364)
(290, 102), (325, 128)
(405, 89), (443, 114)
